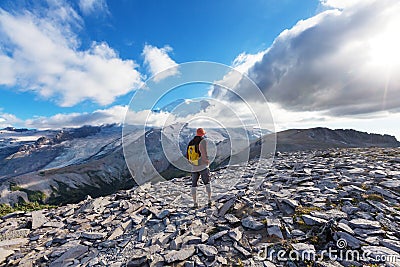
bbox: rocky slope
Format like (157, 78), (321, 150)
(261, 127), (400, 153)
(0, 147), (399, 266)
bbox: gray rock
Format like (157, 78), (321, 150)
(218, 198), (236, 217)
(50, 244), (88, 267)
(353, 228), (385, 237)
(137, 226), (147, 242)
(267, 226), (283, 239)
(242, 216), (264, 230)
(224, 214), (240, 224)
(108, 227), (124, 240)
(380, 239), (400, 253)
(380, 180), (400, 188)
(170, 235), (183, 250)
(333, 231), (362, 249)
(156, 209), (171, 219)
(217, 256), (228, 265)
(233, 242), (252, 257)
(127, 254), (148, 267)
(302, 215), (327, 226)
(315, 261), (344, 267)
(310, 209), (347, 220)
(291, 243), (316, 256)
(337, 222), (355, 235)
(361, 246), (400, 260)
(372, 186), (399, 200)
(341, 205), (359, 215)
(282, 199), (299, 208)
(0, 238), (29, 249)
(0, 248), (13, 264)
(228, 227), (242, 242)
(131, 213), (144, 225)
(207, 230), (228, 245)
(265, 218), (281, 227)
(81, 231), (107, 240)
(164, 247), (195, 263)
(0, 229), (30, 241)
(31, 210), (47, 229)
(197, 244), (218, 257)
(291, 229), (305, 236)
(182, 235), (202, 245)
(43, 221), (64, 228)
(348, 219), (381, 229)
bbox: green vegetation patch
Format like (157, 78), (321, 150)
(295, 205), (321, 215)
(10, 184), (46, 203)
(362, 193), (385, 202)
(0, 202), (56, 217)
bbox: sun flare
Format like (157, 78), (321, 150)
(368, 19), (400, 68)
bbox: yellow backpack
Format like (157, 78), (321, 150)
(187, 145), (200, 166)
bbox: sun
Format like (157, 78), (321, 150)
(368, 19), (400, 69)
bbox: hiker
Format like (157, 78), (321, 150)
(187, 128), (212, 208)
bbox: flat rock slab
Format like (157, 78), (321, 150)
(108, 227), (124, 240)
(224, 214), (240, 224)
(380, 239), (400, 253)
(281, 199), (299, 208)
(228, 227), (242, 242)
(337, 222), (355, 235)
(267, 226), (283, 239)
(164, 247), (195, 263)
(291, 243), (316, 254)
(31, 210), (47, 229)
(348, 219), (381, 229)
(333, 231), (362, 249)
(302, 215), (327, 226)
(50, 244), (88, 267)
(0, 248), (13, 264)
(0, 229), (30, 241)
(43, 221), (64, 228)
(266, 218), (281, 227)
(218, 198), (236, 217)
(0, 238), (29, 249)
(242, 216), (264, 230)
(372, 186), (399, 199)
(81, 232), (107, 240)
(310, 209), (347, 220)
(197, 244), (218, 257)
(380, 180), (400, 188)
(233, 242), (252, 257)
(361, 246), (400, 260)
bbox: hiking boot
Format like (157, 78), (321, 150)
(193, 203), (199, 208)
(208, 201), (213, 207)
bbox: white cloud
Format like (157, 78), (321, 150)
(0, 4), (143, 107)
(232, 51), (265, 74)
(24, 105), (128, 129)
(0, 112), (21, 128)
(78, 0), (109, 16)
(212, 0), (400, 117)
(142, 44), (179, 82)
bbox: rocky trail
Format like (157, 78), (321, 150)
(1, 147), (400, 266)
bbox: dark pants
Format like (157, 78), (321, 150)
(191, 168), (211, 187)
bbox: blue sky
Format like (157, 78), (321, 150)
(1, 0), (400, 138)
(0, 0), (319, 118)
